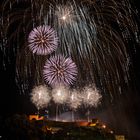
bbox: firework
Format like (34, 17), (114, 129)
(43, 55), (78, 87)
(52, 85), (69, 104)
(1, 0), (139, 98)
(30, 85), (51, 109)
(82, 85), (102, 107)
(69, 89), (82, 110)
(28, 25), (58, 55)
(54, 4), (76, 27)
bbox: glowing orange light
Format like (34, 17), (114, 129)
(102, 124), (106, 128)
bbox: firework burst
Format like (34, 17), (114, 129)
(69, 89), (82, 110)
(28, 25), (58, 55)
(82, 85), (102, 108)
(30, 85), (51, 109)
(52, 85), (69, 104)
(43, 55), (78, 87)
(1, 0), (139, 99)
(54, 3), (76, 27)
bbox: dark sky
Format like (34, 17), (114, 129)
(0, 0), (140, 139)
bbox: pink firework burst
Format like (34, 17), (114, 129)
(43, 55), (78, 87)
(28, 25), (58, 55)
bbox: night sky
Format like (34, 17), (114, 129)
(0, 0), (140, 139)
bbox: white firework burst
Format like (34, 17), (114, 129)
(82, 85), (102, 107)
(52, 85), (70, 104)
(54, 4), (76, 26)
(30, 85), (51, 109)
(69, 89), (82, 110)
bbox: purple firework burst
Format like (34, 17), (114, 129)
(28, 25), (58, 55)
(43, 55), (78, 87)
